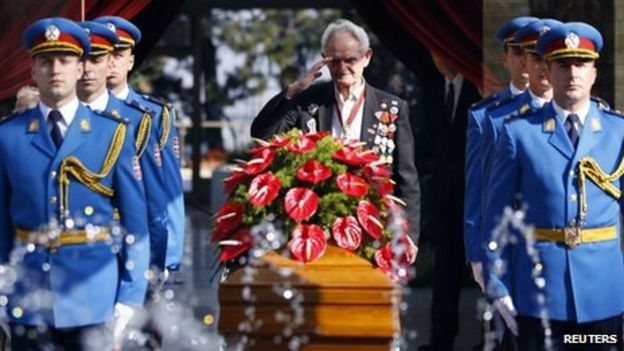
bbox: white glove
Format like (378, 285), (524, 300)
(493, 295), (518, 336)
(470, 261), (485, 291)
(113, 302), (135, 348)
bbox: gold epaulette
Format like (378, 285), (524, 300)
(141, 95), (174, 149)
(591, 96), (611, 111)
(94, 109), (130, 124)
(471, 91), (505, 110)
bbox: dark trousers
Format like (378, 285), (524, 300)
(430, 206), (466, 348)
(10, 322), (112, 351)
(517, 314), (623, 351)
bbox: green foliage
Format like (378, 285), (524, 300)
(212, 9), (341, 101)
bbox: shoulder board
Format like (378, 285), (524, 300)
(142, 94), (171, 108)
(602, 108), (624, 118)
(591, 96), (611, 111)
(471, 93), (500, 110)
(486, 95), (515, 112)
(518, 103), (531, 115)
(0, 113), (19, 124)
(125, 99), (150, 114)
(93, 109), (130, 124)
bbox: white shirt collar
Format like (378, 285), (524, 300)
(82, 90), (109, 112)
(114, 84), (130, 100)
(38, 97), (80, 127)
(528, 89), (549, 108)
(334, 79), (366, 105)
(509, 82), (526, 96)
(552, 99), (590, 125)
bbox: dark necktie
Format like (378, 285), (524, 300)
(564, 113), (581, 148)
(445, 81), (455, 124)
(49, 110), (64, 148)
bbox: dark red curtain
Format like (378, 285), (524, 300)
(351, 0), (501, 92)
(0, 0), (152, 100)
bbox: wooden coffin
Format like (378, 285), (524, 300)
(219, 245), (401, 350)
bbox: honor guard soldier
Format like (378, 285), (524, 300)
(76, 21), (171, 278)
(0, 17), (149, 350)
(483, 22), (624, 350)
(464, 16), (537, 289)
(93, 16), (185, 273)
(481, 19), (562, 198)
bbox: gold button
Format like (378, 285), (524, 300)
(84, 206), (94, 216)
(50, 196), (57, 204)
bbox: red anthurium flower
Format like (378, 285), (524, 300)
(271, 135), (291, 148)
(287, 136), (316, 153)
(357, 149), (380, 164)
(374, 238), (416, 281)
(296, 160), (332, 184)
(213, 202), (244, 241)
(284, 188), (319, 222)
(244, 148), (275, 175)
(307, 131), (330, 142)
(363, 161), (391, 180)
(374, 243), (393, 275)
(289, 224), (327, 263)
(248, 172), (281, 207)
(224, 170), (247, 194)
(219, 229), (253, 262)
(373, 178), (394, 197)
(331, 216), (362, 251)
(332, 146), (365, 167)
(357, 200), (383, 239)
(336, 173), (370, 197)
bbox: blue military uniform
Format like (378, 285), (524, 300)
(483, 22), (624, 324)
(78, 20), (172, 271)
(94, 16), (186, 271)
(463, 16), (537, 263)
(0, 17), (149, 329)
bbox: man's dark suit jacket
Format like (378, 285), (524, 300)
(421, 74), (481, 243)
(250, 81), (421, 242)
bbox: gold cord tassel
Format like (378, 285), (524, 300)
(58, 124), (127, 220)
(577, 156), (624, 222)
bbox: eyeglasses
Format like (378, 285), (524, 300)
(326, 55), (364, 67)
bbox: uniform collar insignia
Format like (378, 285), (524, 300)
(543, 118), (555, 132)
(80, 118), (90, 132)
(111, 110), (121, 119)
(519, 103), (530, 115)
(28, 118), (39, 133)
(591, 117), (601, 131)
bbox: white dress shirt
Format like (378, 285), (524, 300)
(331, 80), (366, 141)
(39, 97), (80, 137)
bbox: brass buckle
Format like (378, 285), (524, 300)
(564, 227), (581, 248)
(47, 232), (62, 253)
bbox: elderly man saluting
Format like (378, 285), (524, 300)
(251, 19), (421, 250)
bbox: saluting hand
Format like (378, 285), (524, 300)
(285, 57), (332, 99)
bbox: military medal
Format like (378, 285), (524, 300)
(334, 88), (366, 133)
(154, 143), (162, 167)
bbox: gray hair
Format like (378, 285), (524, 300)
(321, 19), (370, 54)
